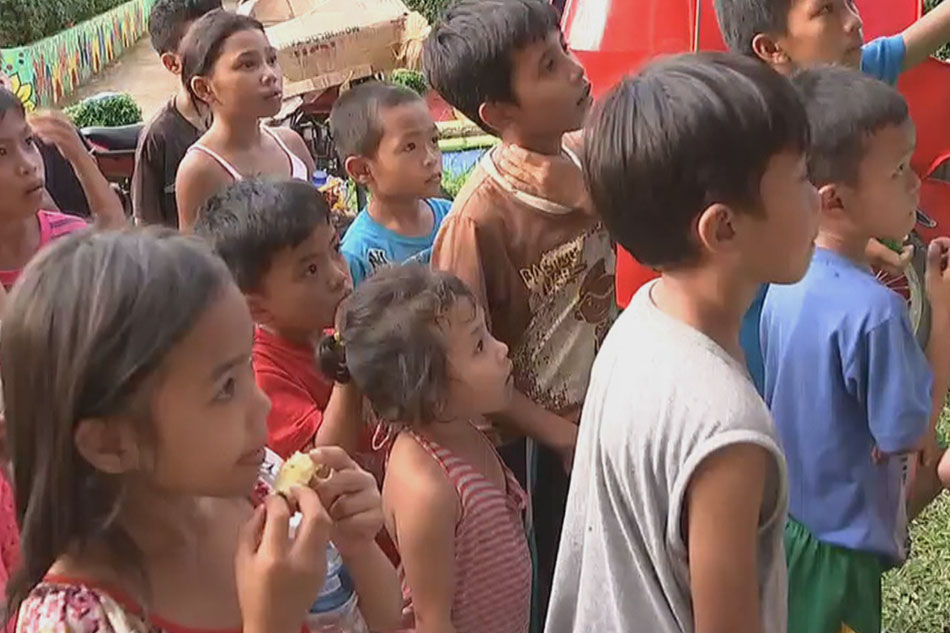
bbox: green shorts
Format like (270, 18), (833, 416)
(785, 518), (884, 633)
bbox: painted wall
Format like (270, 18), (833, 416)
(0, 0), (157, 110)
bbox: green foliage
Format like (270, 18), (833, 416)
(390, 69), (428, 96)
(404, 0), (456, 24)
(65, 93), (142, 127)
(442, 166), (474, 199)
(0, 0), (131, 47)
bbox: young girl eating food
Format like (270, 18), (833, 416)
(175, 9), (314, 230)
(321, 264), (531, 633)
(2, 228), (397, 633)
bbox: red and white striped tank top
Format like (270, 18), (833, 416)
(400, 429), (532, 633)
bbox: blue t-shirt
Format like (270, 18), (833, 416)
(740, 34), (909, 392)
(761, 248), (931, 562)
(340, 198), (451, 285)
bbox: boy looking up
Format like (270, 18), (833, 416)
(761, 67), (950, 633)
(423, 0), (615, 619)
(330, 81), (450, 286)
(133, 0), (221, 227)
(546, 51), (818, 633)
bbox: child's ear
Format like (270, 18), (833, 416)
(74, 417), (140, 475)
(160, 52), (182, 75)
(344, 155), (373, 186)
(477, 102), (507, 136)
(190, 76), (214, 105)
(751, 33), (791, 67)
(696, 202), (738, 255)
(819, 183), (846, 215)
(246, 292), (271, 325)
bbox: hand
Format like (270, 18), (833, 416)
(924, 237), (950, 321)
(871, 445), (888, 465)
(552, 412), (579, 474)
(29, 111), (90, 166)
(867, 238), (912, 276)
(494, 144), (591, 213)
(309, 446), (384, 556)
(236, 488), (332, 633)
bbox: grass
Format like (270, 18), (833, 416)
(882, 406), (950, 632)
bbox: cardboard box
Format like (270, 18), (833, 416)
(257, 0), (429, 84)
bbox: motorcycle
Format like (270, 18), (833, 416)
(79, 123), (144, 216)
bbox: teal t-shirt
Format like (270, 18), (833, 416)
(340, 198), (452, 285)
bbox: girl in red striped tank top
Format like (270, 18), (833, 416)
(320, 264), (531, 633)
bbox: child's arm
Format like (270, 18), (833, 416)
(384, 441), (459, 633)
(310, 446), (402, 631)
(686, 443), (772, 633)
(131, 132), (166, 226)
(902, 0), (950, 71)
(495, 391), (578, 470)
(922, 238), (950, 466)
(313, 382), (364, 455)
(29, 113), (125, 229)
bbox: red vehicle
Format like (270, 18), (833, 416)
(563, 0), (950, 343)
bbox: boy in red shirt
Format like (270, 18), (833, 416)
(193, 178), (362, 459)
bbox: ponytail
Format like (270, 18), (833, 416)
(318, 331), (351, 384)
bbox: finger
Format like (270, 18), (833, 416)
(288, 485), (332, 561)
(236, 504), (267, 559)
(315, 469), (378, 512)
(898, 245), (913, 266)
(325, 485), (380, 523)
(308, 446), (360, 472)
(260, 494), (293, 557)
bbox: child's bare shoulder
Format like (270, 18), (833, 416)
(384, 432), (456, 506)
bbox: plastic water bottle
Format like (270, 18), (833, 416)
(305, 542), (370, 633)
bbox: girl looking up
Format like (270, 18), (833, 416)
(175, 10), (314, 230)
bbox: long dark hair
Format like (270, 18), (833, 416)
(319, 264), (476, 424)
(179, 9), (265, 105)
(2, 228), (232, 615)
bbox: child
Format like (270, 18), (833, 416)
(545, 52), (818, 633)
(423, 0), (614, 616)
(760, 66), (950, 633)
(132, 0), (222, 227)
(0, 91), (124, 289)
(175, 10), (314, 230)
(713, 0), (950, 393)
(193, 179), (363, 460)
(321, 264), (531, 633)
(2, 228), (400, 633)
(329, 81), (450, 286)
(714, 0), (950, 85)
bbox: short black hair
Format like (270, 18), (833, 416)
(584, 51), (809, 269)
(193, 178), (331, 292)
(321, 264), (476, 424)
(792, 66), (909, 186)
(329, 81), (424, 160)
(423, 0), (559, 133)
(713, 0), (793, 58)
(148, 0), (223, 55)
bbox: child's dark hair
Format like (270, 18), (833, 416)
(791, 66), (909, 187)
(329, 81), (425, 161)
(713, 0), (793, 58)
(319, 264), (475, 423)
(180, 9), (265, 104)
(0, 87), (25, 121)
(2, 228), (233, 615)
(193, 178), (331, 292)
(584, 51), (809, 269)
(148, 0), (223, 56)
(423, 0), (559, 133)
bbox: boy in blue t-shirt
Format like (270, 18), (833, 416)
(761, 66), (950, 633)
(713, 0), (950, 392)
(329, 81), (451, 285)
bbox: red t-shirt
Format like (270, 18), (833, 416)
(252, 327), (333, 459)
(0, 211), (87, 288)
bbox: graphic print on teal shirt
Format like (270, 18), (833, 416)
(341, 198), (452, 285)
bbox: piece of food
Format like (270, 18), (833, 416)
(880, 237), (906, 254)
(274, 452), (331, 495)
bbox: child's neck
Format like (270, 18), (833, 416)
(500, 129), (565, 156)
(367, 196), (433, 237)
(814, 229), (870, 268)
(174, 87), (209, 132)
(207, 112), (263, 151)
(0, 213), (40, 271)
(653, 267), (759, 362)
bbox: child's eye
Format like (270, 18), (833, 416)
(0, 147), (7, 157)
(405, 142), (417, 152)
(816, 3), (834, 15)
(24, 135), (36, 148)
(306, 263), (319, 276)
(215, 377), (237, 402)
